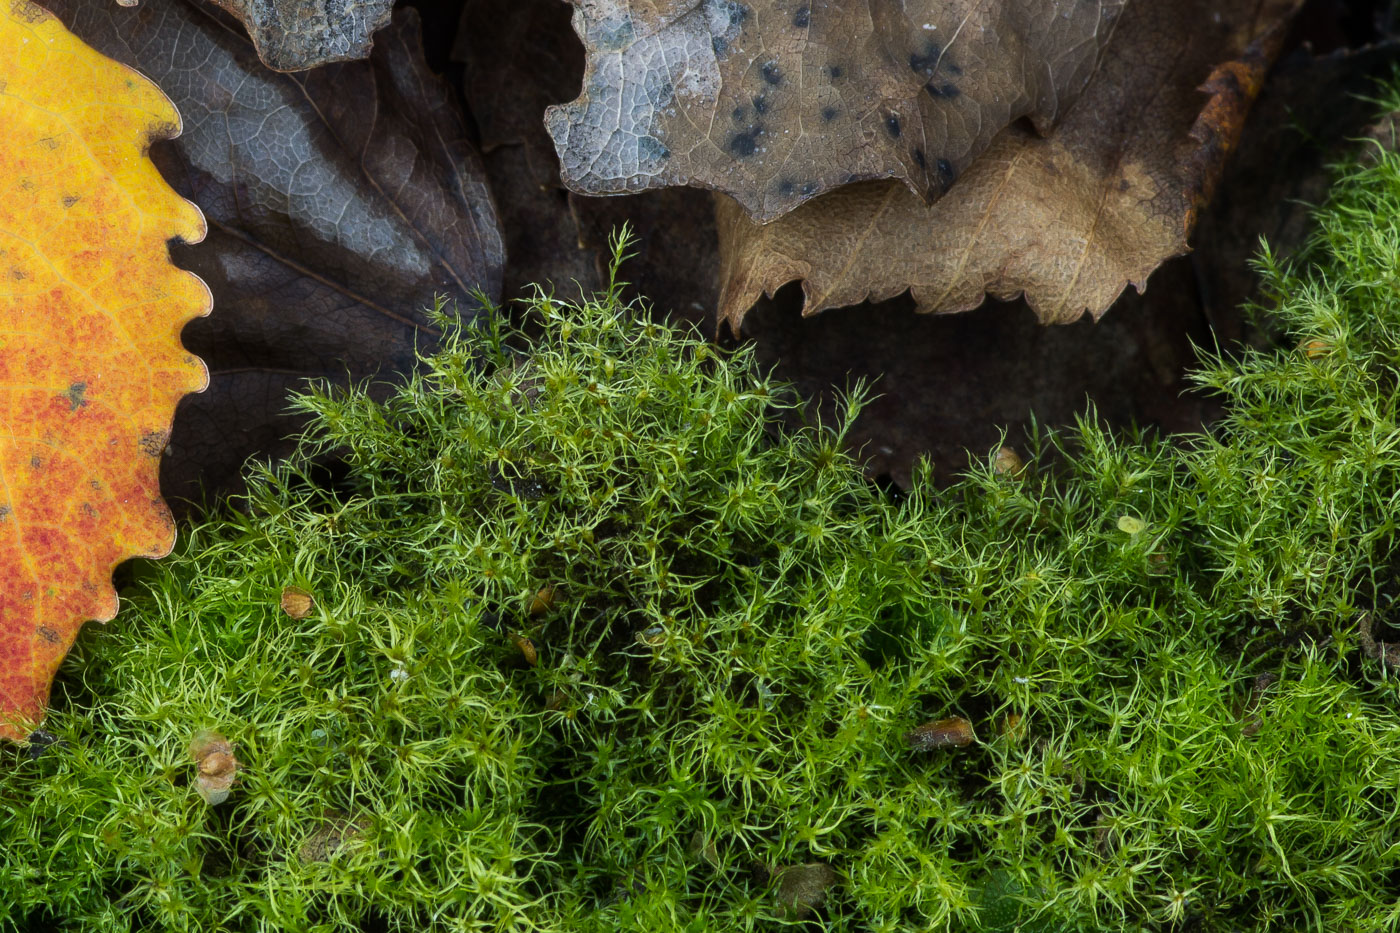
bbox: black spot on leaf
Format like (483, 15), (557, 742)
(821, 106), (838, 122)
(884, 114), (901, 138)
(909, 41), (941, 76)
(792, 4), (809, 28)
(913, 148), (927, 169)
(752, 95), (768, 115)
(729, 127), (762, 157)
(925, 82), (960, 99)
(936, 157), (956, 188)
(761, 61), (781, 85)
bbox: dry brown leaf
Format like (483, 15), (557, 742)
(547, 0), (1124, 222)
(190, 729), (240, 805)
(716, 0), (1302, 329)
(736, 39), (1398, 493)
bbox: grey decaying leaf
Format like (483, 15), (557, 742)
(206, 0), (393, 71)
(117, 0), (396, 71)
(546, 0), (1125, 222)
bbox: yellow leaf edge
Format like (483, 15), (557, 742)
(0, 0), (210, 741)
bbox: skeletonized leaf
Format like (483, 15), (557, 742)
(547, 0), (1125, 223)
(716, 0), (1302, 327)
(118, 0), (395, 72)
(0, 0), (209, 740)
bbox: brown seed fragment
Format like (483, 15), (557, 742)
(189, 729), (240, 805)
(299, 810), (371, 863)
(1300, 338), (1331, 359)
(528, 584), (557, 616)
(774, 862), (838, 919)
(1240, 671), (1277, 738)
(993, 446), (1025, 478)
(1359, 612), (1400, 666)
(904, 716), (975, 750)
(635, 624), (666, 647)
(687, 829), (720, 868)
(509, 632), (538, 665)
(280, 586), (314, 619)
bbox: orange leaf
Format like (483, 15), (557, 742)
(0, 0), (209, 740)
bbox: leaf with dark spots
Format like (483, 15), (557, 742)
(547, 0), (1125, 223)
(45, 0), (505, 510)
(716, 0), (1303, 329)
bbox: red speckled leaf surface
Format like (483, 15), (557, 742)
(0, 0), (209, 740)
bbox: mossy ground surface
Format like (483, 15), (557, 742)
(9, 112), (1400, 932)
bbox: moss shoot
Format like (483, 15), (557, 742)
(8, 129), (1400, 930)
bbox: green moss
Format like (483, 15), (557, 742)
(9, 118), (1400, 930)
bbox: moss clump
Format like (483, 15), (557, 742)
(9, 135), (1400, 930)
